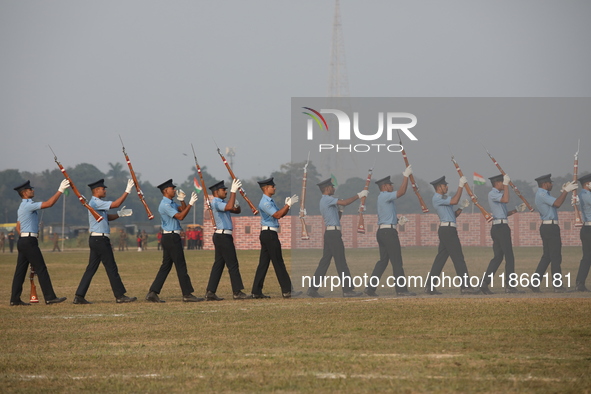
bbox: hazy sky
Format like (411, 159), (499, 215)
(1, 1), (590, 187)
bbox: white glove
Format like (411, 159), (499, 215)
(458, 199), (470, 209)
(189, 192), (198, 206)
(285, 194), (299, 207)
(125, 179), (135, 194)
(515, 203), (527, 212)
(58, 179), (70, 193)
(234, 200), (240, 209)
(561, 181), (578, 193)
(398, 216), (409, 226)
(402, 165), (413, 177)
(176, 189), (186, 202)
(503, 174), (510, 186)
(117, 206), (133, 217)
(571, 195), (580, 207)
(231, 178), (242, 193)
(357, 190), (369, 199)
(459, 176), (468, 188)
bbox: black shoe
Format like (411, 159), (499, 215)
(553, 286), (567, 293)
(396, 291), (416, 297)
(183, 294), (204, 302)
(10, 300), (30, 306)
(73, 295), (92, 304)
(460, 287), (481, 295)
(46, 296), (67, 305)
(251, 293), (271, 299)
(364, 288), (378, 297)
(205, 291), (224, 301)
(233, 291), (251, 300)
(306, 289), (323, 298)
(575, 283), (589, 292)
(145, 291), (165, 303)
(424, 288), (442, 295)
(116, 295), (137, 303)
(528, 284), (541, 293)
(480, 286), (494, 295)
(505, 287), (525, 294)
(282, 290), (303, 299)
(343, 291), (363, 298)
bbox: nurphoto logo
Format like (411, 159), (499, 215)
(302, 107), (418, 153)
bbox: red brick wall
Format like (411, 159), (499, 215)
(201, 202), (583, 250)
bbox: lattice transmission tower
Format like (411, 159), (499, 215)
(327, 0), (350, 98)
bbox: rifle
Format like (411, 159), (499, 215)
(451, 155), (493, 222)
(213, 141), (259, 215)
(357, 160), (375, 234)
(29, 266), (39, 304)
(398, 131), (429, 213)
(49, 146), (103, 223)
(119, 135), (154, 220)
(300, 152), (310, 240)
(191, 144), (216, 230)
(573, 140), (583, 227)
(484, 146), (534, 212)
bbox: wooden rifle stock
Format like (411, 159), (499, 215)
(357, 166), (374, 234)
(299, 154), (310, 240)
(451, 156), (493, 222)
(485, 148), (534, 212)
(192, 144), (217, 230)
(119, 136), (154, 220)
(573, 141), (583, 227)
(49, 146), (103, 222)
(29, 266), (39, 303)
(215, 146), (259, 215)
(398, 133), (429, 212)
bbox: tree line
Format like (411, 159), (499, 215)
(0, 162), (583, 227)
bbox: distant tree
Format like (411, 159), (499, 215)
(107, 162), (126, 180)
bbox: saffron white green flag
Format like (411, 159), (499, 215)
(473, 172), (486, 185)
(194, 177), (202, 193)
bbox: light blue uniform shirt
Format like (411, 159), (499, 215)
(159, 197), (183, 232)
(579, 189), (591, 222)
(18, 199), (43, 233)
(212, 197), (233, 230)
(259, 195), (279, 227)
(433, 193), (457, 223)
(535, 188), (558, 221)
(89, 196), (112, 233)
(377, 191), (398, 225)
(488, 188), (508, 220)
(320, 195), (340, 226)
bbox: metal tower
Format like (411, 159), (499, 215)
(327, 0), (350, 98)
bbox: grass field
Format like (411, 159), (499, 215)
(1, 246), (590, 392)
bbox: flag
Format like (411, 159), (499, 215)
(63, 188), (70, 196)
(194, 177), (202, 194)
(330, 174), (338, 187)
(473, 172), (486, 185)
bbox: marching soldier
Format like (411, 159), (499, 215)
(10, 180), (69, 306)
(306, 178), (368, 298)
(425, 175), (479, 295)
(250, 177), (301, 299)
(205, 179), (249, 301)
(146, 180), (202, 303)
(480, 174), (526, 294)
(529, 174), (578, 293)
(73, 179), (137, 304)
(575, 173), (591, 292)
(364, 167), (416, 297)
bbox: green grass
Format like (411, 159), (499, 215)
(0, 246), (590, 392)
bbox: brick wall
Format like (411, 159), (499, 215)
(201, 203), (583, 250)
